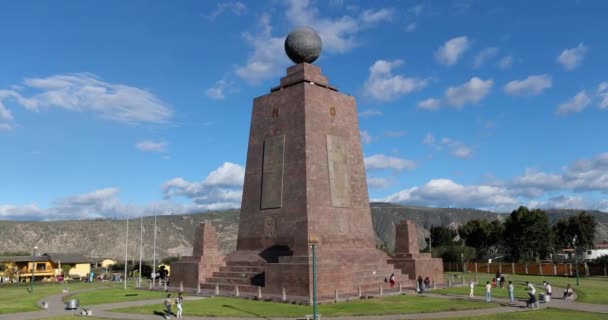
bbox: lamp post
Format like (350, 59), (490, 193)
(309, 236), (319, 320)
(30, 245), (38, 293)
(573, 236), (579, 286)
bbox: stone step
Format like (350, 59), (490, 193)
(201, 282), (261, 292)
(219, 265), (265, 273)
(205, 277), (253, 285)
(225, 261), (266, 267)
(212, 271), (261, 279)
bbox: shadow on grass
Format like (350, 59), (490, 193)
(222, 304), (272, 319)
(153, 310), (175, 318)
(125, 293), (139, 297)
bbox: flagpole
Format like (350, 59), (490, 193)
(124, 215), (129, 290)
(138, 215), (143, 287)
(152, 209), (157, 286)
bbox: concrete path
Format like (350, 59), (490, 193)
(3, 287), (607, 320)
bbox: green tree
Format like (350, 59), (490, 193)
(458, 219), (504, 261)
(553, 212), (596, 257)
(503, 206), (553, 262)
(433, 245), (476, 262)
(429, 225), (459, 248)
(61, 264), (72, 277)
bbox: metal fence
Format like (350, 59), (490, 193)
(443, 261), (608, 277)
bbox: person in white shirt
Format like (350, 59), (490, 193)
(526, 282), (537, 308)
(508, 281), (514, 304)
(485, 281), (492, 303)
(469, 280), (475, 298)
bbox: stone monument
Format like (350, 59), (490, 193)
(388, 220), (444, 285)
(179, 27), (442, 301)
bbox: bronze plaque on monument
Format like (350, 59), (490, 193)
(261, 135), (285, 209)
(326, 134), (351, 207)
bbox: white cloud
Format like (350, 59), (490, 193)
(417, 98), (441, 110)
(498, 56), (513, 69)
(423, 134), (473, 158)
(286, 0), (358, 53)
(235, 14), (289, 85)
(206, 2), (246, 21)
(511, 153), (608, 194)
(504, 74), (552, 96)
(597, 82), (608, 109)
(363, 60), (429, 101)
(0, 73), (172, 124)
(0, 123), (13, 131)
(384, 179), (518, 211)
(422, 132), (435, 145)
(364, 154), (416, 171)
(473, 47), (499, 69)
(367, 177), (392, 189)
(557, 43), (588, 70)
(445, 77), (493, 107)
(163, 162), (245, 208)
(556, 91), (591, 115)
(136, 140), (167, 153)
(359, 109), (383, 118)
(406, 23), (416, 32)
(360, 130), (372, 144)
(205, 79), (237, 100)
(360, 8), (394, 24)
(435, 36), (470, 66)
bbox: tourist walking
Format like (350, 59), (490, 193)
(163, 294), (173, 318)
(508, 281), (514, 304)
(417, 275), (424, 293)
(500, 275), (505, 288)
(485, 281), (492, 303)
(526, 281), (537, 308)
(424, 276), (430, 288)
(176, 293), (183, 318)
(469, 280), (475, 298)
(389, 273), (395, 288)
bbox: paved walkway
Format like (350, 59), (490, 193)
(2, 286), (607, 320)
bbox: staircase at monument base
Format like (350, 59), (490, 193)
(202, 261), (266, 293)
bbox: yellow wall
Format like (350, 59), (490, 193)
(68, 263), (91, 277)
(100, 259), (117, 268)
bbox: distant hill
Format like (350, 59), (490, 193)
(0, 203), (605, 260)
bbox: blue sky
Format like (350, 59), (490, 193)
(1, 0), (607, 220)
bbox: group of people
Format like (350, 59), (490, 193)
(469, 277), (573, 307)
(162, 293), (184, 319)
(417, 275), (431, 292)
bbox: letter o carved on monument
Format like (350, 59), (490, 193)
(329, 106), (336, 116)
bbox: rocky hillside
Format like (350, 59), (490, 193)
(0, 204), (605, 260)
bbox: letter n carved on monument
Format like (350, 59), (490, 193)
(261, 135), (285, 209)
(326, 135), (351, 207)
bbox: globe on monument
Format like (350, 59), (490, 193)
(284, 27), (322, 64)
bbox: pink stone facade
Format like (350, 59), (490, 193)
(175, 64), (442, 301)
(388, 220), (444, 285)
(170, 223), (224, 288)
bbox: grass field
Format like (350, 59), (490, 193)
(0, 281), (102, 314)
(65, 284), (170, 306)
(113, 295), (499, 317)
(452, 309), (608, 320)
(434, 273), (608, 304)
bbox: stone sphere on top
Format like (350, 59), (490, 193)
(284, 27), (322, 64)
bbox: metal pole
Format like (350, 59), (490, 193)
(312, 243), (318, 320)
(138, 216), (143, 287)
(30, 246), (37, 293)
(124, 215), (129, 290)
(152, 210), (157, 285)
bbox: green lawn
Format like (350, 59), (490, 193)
(452, 309), (608, 320)
(113, 295), (499, 317)
(0, 281), (101, 314)
(435, 273), (608, 304)
(62, 279), (175, 306)
(65, 285), (172, 306)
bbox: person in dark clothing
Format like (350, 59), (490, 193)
(417, 275), (424, 293)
